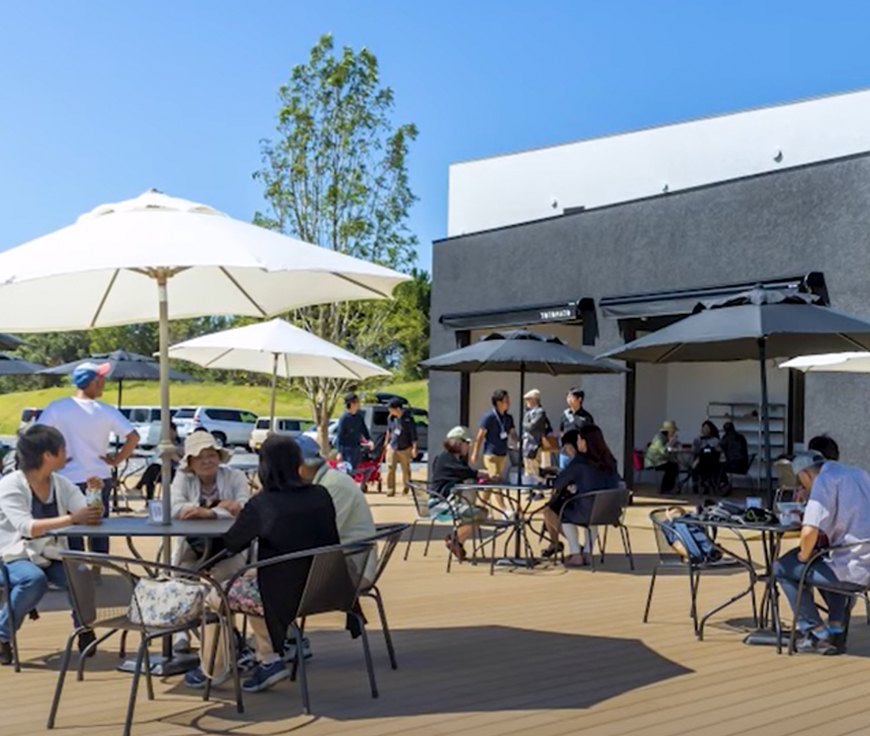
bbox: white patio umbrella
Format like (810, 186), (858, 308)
(0, 190), (409, 541)
(168, 317), (390, 427)
(779, 352), (870, 372)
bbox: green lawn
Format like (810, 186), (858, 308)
(0, 379), (428, 434)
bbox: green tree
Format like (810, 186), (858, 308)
(254, 33), (419, 445)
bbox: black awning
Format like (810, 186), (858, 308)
(600, 272), (827, 321)
(440, 298), (594, 330)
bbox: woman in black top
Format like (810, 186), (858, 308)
(430, 426), (490, 561)
(190, 434), (340, 692)
(541, 425), (621, 568)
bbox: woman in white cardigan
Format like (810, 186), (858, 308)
(0, 425), (102, 665)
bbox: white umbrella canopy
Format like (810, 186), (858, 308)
(779, 352), (870, 373)
(168, 318), (390, 425)
(0, 190), (409, 542)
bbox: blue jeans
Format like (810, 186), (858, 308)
(68, 478), (112, 554)
(339, 445), (363, 471)
(774, 548), (849, 630)
(0, 560), (79, 642)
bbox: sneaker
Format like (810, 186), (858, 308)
(795, 631), (840, 656)
(282, 636), (313, 662)
(184, 665), (231, 689)
(242, 660), (290, 693)
(0, 640), (12, 666)
(173, 632), (191, 654)
(77, 630), (97, 657)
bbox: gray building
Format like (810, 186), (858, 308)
(430, 150), (870, 479)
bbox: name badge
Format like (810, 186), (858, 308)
(500, 431), (508, 440)
(147, 500), (164, 525)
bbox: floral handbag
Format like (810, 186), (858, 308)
(127, 577), (204, 627)
(226, 574), (264, 617)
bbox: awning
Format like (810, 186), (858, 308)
(600, 272), (827, 321)
(440, 298), (594, 330)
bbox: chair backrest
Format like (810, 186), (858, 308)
(586, 488), (631, 527)
(407, 481), (435, 518)
(649, 508), (686, 564)
(296, 542), (375, 618)
(366, 523), (410, 590)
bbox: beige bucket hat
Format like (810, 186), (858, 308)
(179, 431), (230, 472)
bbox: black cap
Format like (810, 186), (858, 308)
(388, 397), (405, 409)
(344, 392), (359, 406)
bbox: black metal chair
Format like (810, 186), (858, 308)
(556, 488), (634, 572)
(404, 481), (449, 561)
(787, 539), (870, 655)
(449, 485), (517, 574)
(47, 551), (241, 736)
(359, 523), (410, 669)
(718, 453), (758, 494)
(0, 560), (25, 672)
(220, 541), (378, 715)
(644, 508), (758, 637)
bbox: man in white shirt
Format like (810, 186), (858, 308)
(37, 362), (139, 553)
(774, 451), (870, 655)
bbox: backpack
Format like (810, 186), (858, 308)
(660, 513), (722, 564)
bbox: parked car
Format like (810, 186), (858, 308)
(173, 406), (259, 448)
(18, 407), (42, 433)
(249, 416), (315, 451)
(301, 418), (340, 449)
(115, 406), (178, 449)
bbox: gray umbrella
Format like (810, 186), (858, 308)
(599, 287), (870, 502)
(422, 331), (627, 472)
(0, 352), (45, 375)
(40, 349), (197, 407)
(0, 334), (27, 351)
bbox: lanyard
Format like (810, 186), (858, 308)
(492, 409), (507, 434)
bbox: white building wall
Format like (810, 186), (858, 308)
(448, 88), (870, 237)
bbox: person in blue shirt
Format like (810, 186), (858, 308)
(385, 398), (417, 496)
(470, 390), (517, 508)
(335, 393), (372, 471)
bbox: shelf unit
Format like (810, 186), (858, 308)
(707, 401), (787, 475)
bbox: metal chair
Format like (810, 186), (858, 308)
(47, 551), (241, 736)
(220, 541), (378, 715)
(558, 488), (634, 572)
(719, 453), (758, 493)
(404, 481), (450, 561)
(358, 523), (409, 670)
(787, 539), (870, 655)
(643, 508), (758, 637)
(0, 560), (25, 672)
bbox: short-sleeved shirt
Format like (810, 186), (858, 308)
(387, 411), (417, 451)
(431, 451), (478, 499)
(560, 407), (594, 434)
(803, 461), (870, 585)
(478, 409), (515, 457)
(38, 396), (136, 484)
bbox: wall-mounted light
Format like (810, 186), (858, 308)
(774, 150), (783, 163)
(662, 183), (669, 193)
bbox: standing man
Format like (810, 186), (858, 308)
(522, 389), (552, 481)
(37, 362), (139, 553)
(385, 398), (417, 497)
(559, 388), (594, 469)
(471, 389), (517, 493)
(335, 392), (372, 471)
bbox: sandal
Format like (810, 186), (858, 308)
(541, 541), (564, 559)
(444, 536), (467, 561)
(563, 553), (589, 569)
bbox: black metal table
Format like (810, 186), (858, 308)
(682, 516), (798, 650)
(464, 483), (544, 568)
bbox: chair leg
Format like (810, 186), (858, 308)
(621, 526), (635, 571)
(368, 588), (397, 669)
(445, 529), (454, 574)
(600, 525), (608, 564)
(123, 637), (149, 736)
(403, 520), (418, 561)
(77, 628), (116, 681)
(864, 592), (870, 625)
(142, 634), (155, 701)
(689, 568), (700, 635)
(291, 622), (311, 715)
(47, 629), (79, 728)
(423, 520), (436, 557)
(352, 612), (379, 699)
(643, 567), (658, 623)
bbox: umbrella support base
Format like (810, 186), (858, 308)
(742, 629), (791, 647)
(117, 652), (199, 676)
(495, 557), (539, 570)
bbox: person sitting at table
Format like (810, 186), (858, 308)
(719, 421), (750, 476)
(692, 420), (721, 494)
(774, 451), (870, 655)
(134, 422), (183, 501)
(541, 424), (622, 568)
(189, 434), (340, 692)
(431, 426), (492, 561)
(170, 431), (250, 655)
(644, 420), (680, 493)
(0, 425), (102, 665)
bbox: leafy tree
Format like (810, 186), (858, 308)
(254, 33), (418, 445)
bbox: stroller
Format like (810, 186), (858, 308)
(327, 433), (387, 493)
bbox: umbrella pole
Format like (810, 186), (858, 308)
(758, 337), (774, 507)
(268, 352), (278, 434)
(157, 274), (173, 541)
(518, 367), (525, 485)
(117, 379), (123, 409)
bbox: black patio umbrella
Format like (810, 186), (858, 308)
(40, 349), (197, 407)
(422, 330), (628, 472)
(0, 352), (46, 375)
(598, 287), (870, 504)
(0, 334), (27, 351)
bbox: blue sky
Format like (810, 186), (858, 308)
(2, 0), (870, 271)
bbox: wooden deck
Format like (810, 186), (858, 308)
(4, 494), (870, 736)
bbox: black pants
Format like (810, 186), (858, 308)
(137, 463), (176, 500)
(694, 455), (721, 492)
(656, 462), (679, 492)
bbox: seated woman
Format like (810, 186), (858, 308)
(542, 425), (622, 568)
(692, 420), (721, 493)
(187, 434), (340, 693)
(430, 426), (491, 561)
(170, 431), (250, 654)
(135, 422), (183, 501)
(0, 425), (102, 665)
(719, 421), (750, 475)
(644, 420), (680, 493)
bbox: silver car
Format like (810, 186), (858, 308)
(174, 406), (259, 448)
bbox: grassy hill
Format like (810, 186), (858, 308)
(0, 380), (428, 434)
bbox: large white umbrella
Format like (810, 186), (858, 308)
(0, 190), (408, 539)
(168, 317), (390, 426)
(779, 352), (870, 372)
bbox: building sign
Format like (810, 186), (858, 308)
(539, 307), (574, 321)
(441, 299), (590, 331)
